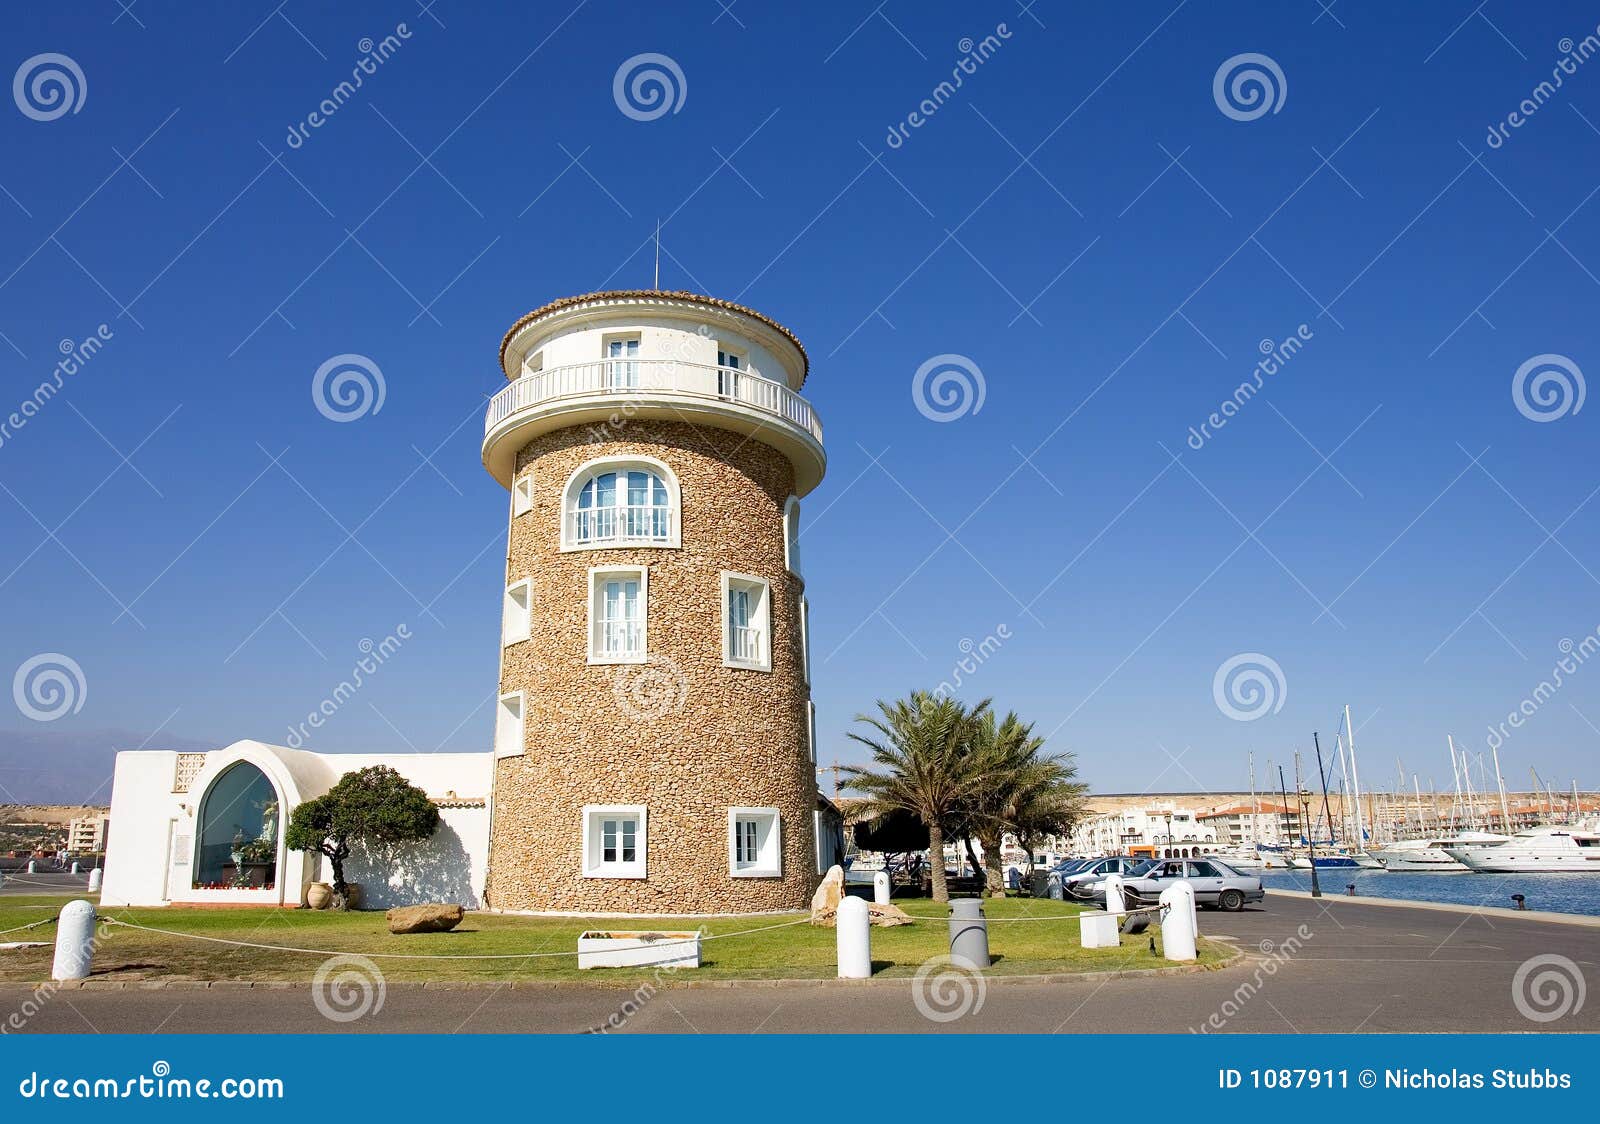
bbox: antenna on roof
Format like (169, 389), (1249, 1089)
(653, 219), (661, 290)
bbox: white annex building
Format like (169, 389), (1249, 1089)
(102, 742), (491, 909)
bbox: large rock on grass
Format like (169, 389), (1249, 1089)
(809, 865), (844, 918)
(810, 900), (913, 928)
(386, 903), (464, 934)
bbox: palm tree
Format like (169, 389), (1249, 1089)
(841, 693), (992, 903)
(960, 711), (1086, 895)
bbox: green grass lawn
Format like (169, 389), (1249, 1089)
(0, 894), (1230, 986)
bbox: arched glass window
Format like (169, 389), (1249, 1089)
(565, 460), (677, 548)
(194, 762), (279, 890)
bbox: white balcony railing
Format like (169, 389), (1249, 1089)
(485, 359), (823, 446)
(597, 619), (643, 660)
(568, 504), (673, 547)
(730, 624), (765, 665)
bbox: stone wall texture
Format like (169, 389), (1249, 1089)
(486, 418), (818, 914)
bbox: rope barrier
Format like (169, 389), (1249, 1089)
(97, 914), (816, 961)
(0, 916), (58, 938)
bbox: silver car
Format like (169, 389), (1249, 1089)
(1119, 858), (1266, 911)
(1063, 855), (1151, 900)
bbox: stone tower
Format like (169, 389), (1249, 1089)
(481, 291), (826, 914)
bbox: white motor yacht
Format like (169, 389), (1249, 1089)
(1444, 825), (1600, 873)
(1369, 831), (1508, 872)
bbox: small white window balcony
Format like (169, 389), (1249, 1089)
(721, 572), (771, 672)
(727, 807), (781, 878)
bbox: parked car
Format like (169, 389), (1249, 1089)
(1063, 855), (1153, 900)
(1119, 858), (1265, 911)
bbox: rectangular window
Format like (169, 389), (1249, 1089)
(503, 579), (531, 646)
(721, 571), (771, 671)
(494, 691), (525, 759)
(728, 807), (780, 878)
(799, 596), (810, 685)
(583, 805), (647, 878)
(716, 347), (743, 398)
(589, 566), (647, 663)
(605, 336), (640, 388)
(807, 700), (817, 763)
(512, 475), (534, 517)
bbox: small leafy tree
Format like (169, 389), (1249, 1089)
(285, 766), (439, 910)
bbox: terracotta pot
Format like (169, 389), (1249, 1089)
(305, 883), (332, 910)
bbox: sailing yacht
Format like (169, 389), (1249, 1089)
(1369, 831), (1508, 872)
(1444, 825), (1600, 872)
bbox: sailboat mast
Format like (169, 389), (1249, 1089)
(1448, 736), (1464, 830)
(1313, 734), (1335, 844)
(1248, 750), (1259, 845)
(1491, 746), (1511, 832)
(1344, 704), (1366, 847)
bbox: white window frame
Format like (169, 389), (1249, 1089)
(807, 700), (817, 763)
(494, 691), (525, 759)
(561, 455), (681, 551)
(783, 496), (802, 577)
(720, 571), (771, 672)
(601, 333), (641, 389)
(503, 578), (531, 647)
(582, 804), (647, 879)
(799, 595), (811, 685)
(588, 565), (648, 664)
(511, 474), (534, 518)
(727, 807), (782, 878)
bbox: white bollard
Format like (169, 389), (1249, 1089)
(872, 870), (890, 905)
(27, 860), (37, 874)
(71, 861), (81, 875)
(1158, 881), (1198, 961)
(1103, 873), (1125, 915)
(836, 896), (872, 978)
(87, 868), (103, 893)
(52, 899), (97, 981)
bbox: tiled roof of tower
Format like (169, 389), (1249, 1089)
(499, 290), (810, 382)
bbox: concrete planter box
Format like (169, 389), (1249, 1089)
(576, 930), (701, 970)
(1079, 911), (1121, 949)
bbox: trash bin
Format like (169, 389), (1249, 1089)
(1047, 872), (1063, 900)
(948, 898), (990, 969)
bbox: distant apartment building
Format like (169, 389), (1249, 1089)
(1069, 801), (1220, 857)
(67, 814), (108, 853)
(1198, 803), (1303, 846)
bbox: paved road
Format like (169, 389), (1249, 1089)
(2, 894), (1595, 1033)
(0, 872), (92, 896)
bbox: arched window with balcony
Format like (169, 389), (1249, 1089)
(562, 456), (681, 550)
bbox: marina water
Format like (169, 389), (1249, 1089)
(1260, 869), (1600, 916)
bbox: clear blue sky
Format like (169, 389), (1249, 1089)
(2, 2), (1598, 804)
